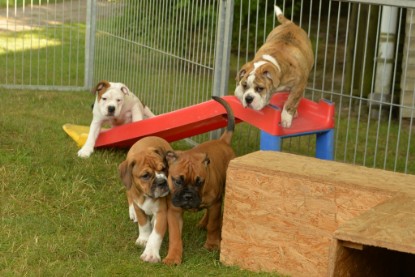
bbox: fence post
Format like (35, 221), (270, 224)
(85, 0), (97, 90)
(211, 0), (234, 139)
(212, 0), (234, 98)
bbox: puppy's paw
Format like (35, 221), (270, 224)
(197, 221), (207, 230)
(203, 240), (220, 251)
(135, 236), (148, 247)
(162, 255), (182, 265)
(129, 205), (137, 222)
(140, 248), (161, 263)
(281, 108), (293, 128)
(197, 211), (208, 229)
(77, 147), (93, 158)
(197, 217), (208, 230)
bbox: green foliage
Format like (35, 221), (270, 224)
(117, 0), (301, 61)
(232, 0), (301, 56)
(118, 0), (217, 61)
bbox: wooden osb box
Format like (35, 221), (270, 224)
(220, 151), (415, 277)
(330, 194), (415, 277)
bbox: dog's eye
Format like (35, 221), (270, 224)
(195, 177), (204, 187)
(102, 97), (107, 101)
(242, 83), (247, 90)
(116, 99), (122, 103)
(173, 177), (183, 187)
(140, 172), (151, 180)
(256, 87), (264, 93)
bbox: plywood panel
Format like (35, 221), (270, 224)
(220, 151), (415, 276)
(334, 194), (415, 254)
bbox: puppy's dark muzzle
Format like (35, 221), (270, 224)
(172, 190), (201, 209)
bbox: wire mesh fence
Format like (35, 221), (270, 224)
(0, 0), (87, 90)
(1, 0), (414, 174)
(231, 0), (414, 174)
(92, 0), (220, 116)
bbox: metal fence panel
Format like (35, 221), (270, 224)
(92, 0), (223, 145)
(230, 0), (414, 174)
(264, 0), (414, 174)
(1, 0), (413, 174)
(0, 0), (88, 91)
(93, 0), (221, 115)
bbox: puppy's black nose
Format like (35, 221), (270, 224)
(183, 192), (193, 201)
(156, 179), (167, 187)
(107, 106), (115, 113)
(245, 95), (254, 104)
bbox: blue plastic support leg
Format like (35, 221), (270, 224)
(316, 129), (335, 160)
(260, 130), (282, 151)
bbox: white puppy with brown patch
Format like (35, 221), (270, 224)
(78, 80), (155, 158)
(235, 5), (314, 128)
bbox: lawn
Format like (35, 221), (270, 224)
(0, 90), (280, 276)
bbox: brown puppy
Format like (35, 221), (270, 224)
(162, 96), (235, 265)
(234, 5), (314, 128)
(118, 136), (172, 263)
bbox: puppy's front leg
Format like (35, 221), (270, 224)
(281, 81), (306, 128)
(204, 201), (222, 250)
(135, 206), (151, 247)
(140, 201), (167, 263)
(163, 203), (183, 265)
(78, 119), (101, 158)
(126, 191), (137, 222)
(197, 210), (209, 229)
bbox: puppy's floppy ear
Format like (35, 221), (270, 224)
(149, 147), (169, 165)
(203, 154), (210, 167)
(236, 62), (253, 82)
(118, 160), (134, 189)
(262, 66), (280, 88)
(236, 69), (246, 81)
(120, 86), (130, 95)
(166, 151), (178, 164)
(92, 80), (110, 94)
(152, 147), (165, 158)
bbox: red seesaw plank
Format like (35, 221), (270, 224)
(95, 93), (335, 149)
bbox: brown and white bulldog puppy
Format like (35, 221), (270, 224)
(118, 136), (172, 263)
(78, 80), (155, 158)
(235, 5), (314, 128)
(162, 96), (235, 265)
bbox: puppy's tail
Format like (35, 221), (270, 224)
(212, 96), (235, 145)
(274, 5), (289, 24)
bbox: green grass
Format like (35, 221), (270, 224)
(0, 90), (281, 276)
